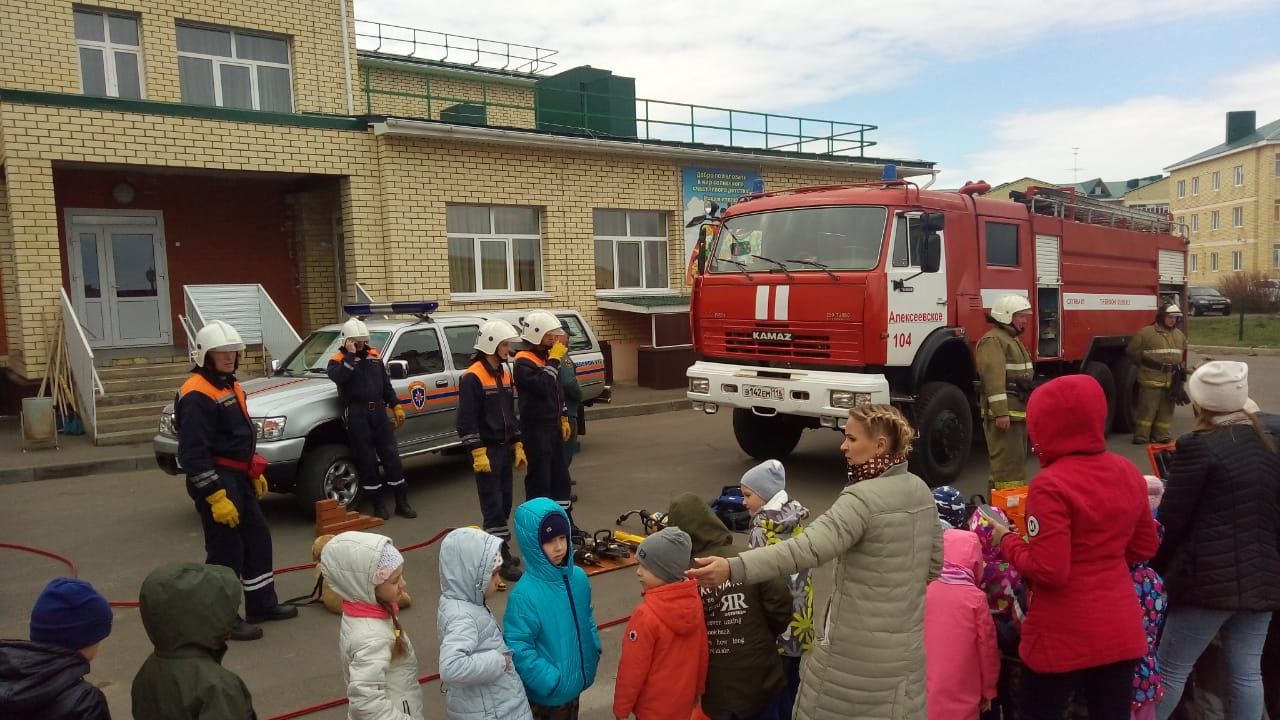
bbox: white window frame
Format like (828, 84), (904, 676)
(1176, 179), (1185, 198)
(1274, 200), (1280, 223)
(1274, 243), (1280, 269)
(1190, 214), (1199, 233)
(447, 206), (545, 301)
(1191, 176), (1199, 196)
(1233, 206), (1244, 228)
(1233, 164), (1245, 187)
(1212, 170), (1220, 191)
(1232, 250), (1243, 272)
(176, 23), (293, 112)
(1211, 210), (1220, 230)
(74, 8), (145, 99)
(1210, 252), (1219, 272)
(1189, 254), (1198, 273)
(593, 210), (671, 295)
(1275, 152), (1280, 179)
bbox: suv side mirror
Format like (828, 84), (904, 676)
(270, 359), (282, 375)
(921, 212), (945, 232)
(921, 233), (942, 273)
(387, 360), (408, 380)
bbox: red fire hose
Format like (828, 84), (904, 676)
(1, 532), (634, 720)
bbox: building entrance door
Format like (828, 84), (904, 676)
(66, 210), (172, 348)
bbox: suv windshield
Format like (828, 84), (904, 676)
(1189, 287), (1224, 298)
(710, 206), (888, 273)
(277, 330), (392, 377)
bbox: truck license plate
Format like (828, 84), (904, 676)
(743, 385), (784, 401)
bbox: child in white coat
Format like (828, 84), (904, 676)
(319, 531), (425, 720)
(437, 527), (533, 720)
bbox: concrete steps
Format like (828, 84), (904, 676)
(94, 358), (189, 446)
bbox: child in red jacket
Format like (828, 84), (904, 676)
(613, 527), (708, 720)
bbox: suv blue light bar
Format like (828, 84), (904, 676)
(343, 301), (439, 317)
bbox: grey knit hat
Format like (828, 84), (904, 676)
(637, 527), (693, 584)
(740, 459), (786, 504)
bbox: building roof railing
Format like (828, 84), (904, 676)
(354, 20), (558, 75)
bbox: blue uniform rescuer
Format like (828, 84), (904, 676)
(326, 317), (414, 521)
(175, 319), (298, 642)
(513, 310), (575, 523)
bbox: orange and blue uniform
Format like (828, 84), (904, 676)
(326, 346), (404, 500)
(457, 359), (521, 547)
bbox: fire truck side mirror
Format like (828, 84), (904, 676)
(921, 233), (942, 274)
(921, 212), (945, 232)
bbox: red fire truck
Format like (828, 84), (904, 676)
(685, 181), (1188, 485)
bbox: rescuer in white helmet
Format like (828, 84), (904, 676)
(456, 318), (527, 585)
(976, 294), (1035, 492)
(513, 310), (575, 520)
(326, 317), (412, 520)
(1125, 302), (1187, 444)
(175, 319), (297, 641)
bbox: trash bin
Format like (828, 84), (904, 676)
(21, 396), (59, 450)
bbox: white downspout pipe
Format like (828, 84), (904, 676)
(338, 0), (355, 115)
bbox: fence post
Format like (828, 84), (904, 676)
(1239, 296), (1246, 342)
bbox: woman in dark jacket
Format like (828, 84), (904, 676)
(1153, 361), (1280, 720)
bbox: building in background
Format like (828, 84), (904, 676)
(1168, 111), (1280, 284)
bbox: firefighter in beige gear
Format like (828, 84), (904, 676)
(977, 294), (1035, 492)
(1126, 303), (1187, 444)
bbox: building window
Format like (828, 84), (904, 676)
(1211, 210), (1220, 230)
(74, 8), (143, 98)
(1212, 171), (1220, 191)
(446, 204), (542, 296)
(1189, 254), (1198, 273)
(593, 210), (669, 291)
(1275, 152), (1280, 179)
(1190, 215), (1199, 233)
(1210, 252), (1219, 272)
(1274, 243), (1280, 269)
(1176, 180), (1185, 198)
(176, 24), (292, 111)
(1274, 199), (1280, 222)
(1233, 206), (1244, 227)
(1232, 250), (1243, 271)
(1233, 164), (1245, 186)
(1191, 177), (1199, 195)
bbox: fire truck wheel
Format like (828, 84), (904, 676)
(1110, 358), (1139, 434)
(1082, 361), (1118, 432)
(909, 381), (972, 487)
(732, 409), (803, 461)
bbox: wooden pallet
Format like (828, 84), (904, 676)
(314, 499), (384, 537)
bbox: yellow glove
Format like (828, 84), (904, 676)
(206, 489), (240, 528)
(514, 442), (528, 469)
(252, 475), (268, 500)
(548, 342), (569, 362)
(561, 416), (571, 442)
(471, 447), (492, 474)
(392, 404), (406, 429)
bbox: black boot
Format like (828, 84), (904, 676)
(229, 616), (263, 642)
(499, 541), (523, 582)
(368, 489), (391, 520)
(393, 485), (417, 519)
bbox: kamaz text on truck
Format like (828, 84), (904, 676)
(685, 180), (1188, 485)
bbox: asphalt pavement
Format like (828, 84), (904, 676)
(2, 351), (1276, 719)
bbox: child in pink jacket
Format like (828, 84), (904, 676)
(926, 529), (1000, 720)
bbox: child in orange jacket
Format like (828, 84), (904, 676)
(613, 527), (708, 720)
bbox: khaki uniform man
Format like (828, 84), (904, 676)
(977, 294), (1035, 492)
(1126, 303), (1186, 444)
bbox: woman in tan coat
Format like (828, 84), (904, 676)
(689, 405), (943, 720)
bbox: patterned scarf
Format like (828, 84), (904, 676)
(846, 454), (909, 484)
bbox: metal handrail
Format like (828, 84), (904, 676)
(59, 288), (103, 439)
(355, 19), (558, 74)
(183, 284), (301, 376)
(256, 285), (302, 370)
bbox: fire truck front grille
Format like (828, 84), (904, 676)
(723, 330), (833, 359)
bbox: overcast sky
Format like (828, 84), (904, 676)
(355, 0), (1280, 188)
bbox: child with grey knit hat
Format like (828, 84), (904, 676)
(613, 528), (708, 720)
(740, 459), (814, 719)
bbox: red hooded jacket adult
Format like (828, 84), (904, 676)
(612, 579), (708, 720)
(998, 374), (1159, 674)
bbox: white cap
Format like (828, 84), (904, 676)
(1188, 361), (1249, 413)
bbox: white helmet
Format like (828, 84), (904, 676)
(1164, 303), (1182, 315)
(192, 320), (245, 367)
(519, 310), (562, 345)
(474, 319), (520, 355)
(990, 294), (1032, 324)
(341, 318), (370, 342)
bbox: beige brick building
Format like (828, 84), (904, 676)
(1167, 111), (1280, 284)
(0, 0), (934, 417)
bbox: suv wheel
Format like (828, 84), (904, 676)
(296, 443), (361, 513)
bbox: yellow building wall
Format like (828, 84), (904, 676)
(361, 65), (537, 129)
(0, 178), (12, 367)
(1172, 146), (1280, 284)
(1121, 177), (1168, 207)
(0, 0), (358, 115)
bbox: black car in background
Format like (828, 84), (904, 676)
(1187, 286), (1233, 316)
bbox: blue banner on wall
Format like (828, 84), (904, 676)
(681, 166), (762, 271)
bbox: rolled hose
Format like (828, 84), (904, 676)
(0, 532), (634, 720)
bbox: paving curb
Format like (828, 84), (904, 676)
(0, 398), (690, 485)
(1190, 344), (1280, 357)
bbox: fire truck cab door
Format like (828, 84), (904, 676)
(886, 212), (948, 366)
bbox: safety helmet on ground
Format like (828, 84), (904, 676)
(192, 320), (246, 367)
(474, 319), (519, 355)
(932, 486), (967, 529)
(341, 318), (371, 343)
(990, 294), (1032, 324)
(519, 310), (562, 345)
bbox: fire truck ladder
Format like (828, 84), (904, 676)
(1016, 186), (1180, 235)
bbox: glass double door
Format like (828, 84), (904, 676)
(66, 211), (172, 348)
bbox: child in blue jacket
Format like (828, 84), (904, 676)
(504, 498), (601, 720)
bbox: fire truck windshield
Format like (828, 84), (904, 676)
(708, 206), (888, 274)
